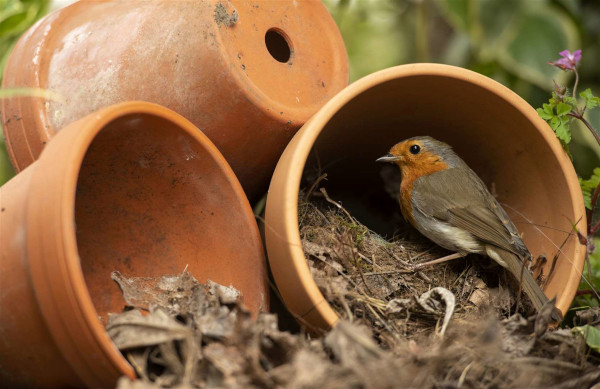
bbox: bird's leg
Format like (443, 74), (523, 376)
(412, 252), (466, 270)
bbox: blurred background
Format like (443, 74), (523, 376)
(322, 0), (600, 174)
(1, 0), (599, 184)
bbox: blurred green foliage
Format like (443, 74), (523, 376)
(0, 0), (49, 184)
(323, 0), (600, 177)
(580, 168), (600, 210)
(574, 238), (600, 308)
(1, 0), (599, 185)
(572, 323), (600, 351)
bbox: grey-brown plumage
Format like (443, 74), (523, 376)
(378, 136), (560, 321)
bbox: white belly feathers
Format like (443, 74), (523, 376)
(417, 219), (483, 254)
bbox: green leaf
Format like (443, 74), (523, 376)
(573, 325), (600, 353)
(0, 0), (49, 39)
(563, 96), (578, 105)
(537, 103), (554, 120)
(554, 120), (571, 143)
(580, 88), (600, 110)
(537, 108), (551, 120)
(581, 88), (594, 101)
(556, 102), (572, 116)
(581, 178), (592, 209)
(579, 168), (600, 209)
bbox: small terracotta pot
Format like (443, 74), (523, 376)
(0, 101), (267, 387)
(265, 64), (586, 332)
(0, 0), (348, 200)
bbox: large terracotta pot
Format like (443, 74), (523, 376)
(0, 101), (267, 387)
(1, 0), (348, 200)
(265, 64), (586, 332)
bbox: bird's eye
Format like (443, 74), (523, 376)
(409, 144), (421, 155)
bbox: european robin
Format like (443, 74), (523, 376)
(377, 136), (561, 320)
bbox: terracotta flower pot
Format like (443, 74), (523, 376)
(0, 101), (267, 387)
(1, 0), (348, 200)
(265, 64), (586, 332)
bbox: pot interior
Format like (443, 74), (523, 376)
(303, 73), (583, 308)
(74, 113), (266, 321)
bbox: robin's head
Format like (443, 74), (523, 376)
(377, 136), (460, 172)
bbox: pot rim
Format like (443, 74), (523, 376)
(27, 101), (256, 385)
(268, 63), (586, 330)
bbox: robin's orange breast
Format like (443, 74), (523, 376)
(399, 152), (448, 224)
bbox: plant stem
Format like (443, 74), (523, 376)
(589, 183), (600, 234)
(573, 67), (580, 100)
(568, 112), (600, 147)
(415, 0), (429, 62)
(566, 110), (600, 269)
(591, 219), (600, 236)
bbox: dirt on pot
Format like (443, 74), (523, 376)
(109, 270), (600, 388)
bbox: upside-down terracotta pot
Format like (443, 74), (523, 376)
(265, 64), (586, 332)
(0, 101), (267, 387)
(1, 0), (348, 199)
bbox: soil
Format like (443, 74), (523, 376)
(298, 186), (539, 349)
(108, 186), (600, 389)
(109, 270), (600, 389)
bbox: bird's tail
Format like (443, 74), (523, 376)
(492, 248), (562, 322)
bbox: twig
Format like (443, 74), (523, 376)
(363, 269), (415, 276)
(410, 248), (434, 262)
(588, 182), (600, 234)
(387, 249), (432, 282)
(548, 232), (572, 284)
(319, 187), (354, 221)
(576, 289), (594, 296)
(412, 252), (465, 270)
(305, 173), (328, 201)
(336, 290), (354, 321)
(347, 292), (387, 309)
(512, 356), (582, 371)
(268, 279), (329, 337)
(387, 249), (412, 269)
(457, 362), (473, 388)
(126, 350), (151, 380)
(308, 252), (363, 292)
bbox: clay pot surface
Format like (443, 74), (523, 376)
(265, 64), (586, 332)
(1, 0), (348, 199)
(0, 101), (267, 387)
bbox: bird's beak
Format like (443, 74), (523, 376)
(376, 153), (401, 163)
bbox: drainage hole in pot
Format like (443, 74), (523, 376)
(265, 29), (292, 63)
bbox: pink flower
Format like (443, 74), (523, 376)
(548, 49), (581, 70)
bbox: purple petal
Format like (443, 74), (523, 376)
(547, 60), (572, 70)
(572, 49), (582, 63)
(559, 49), (571, 58)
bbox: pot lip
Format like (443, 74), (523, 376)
(30, 101), (260, 384)
(270, 63), (585, 329)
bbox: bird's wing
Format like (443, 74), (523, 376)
(411, 167), (529, 257)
